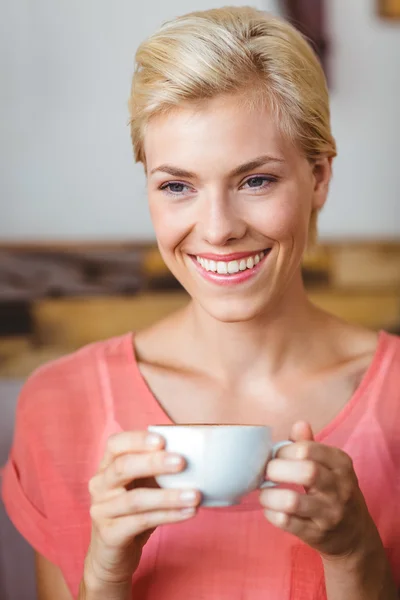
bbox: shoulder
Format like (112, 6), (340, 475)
(368, 332), (400, 468)
(1, 337), (133, 571)
(363, 331), (400, 411)
(383, 330), (400, 354)
(376, 331), (400, 383)
(16, 333), (133, 432)
(10, 334), (135, 490)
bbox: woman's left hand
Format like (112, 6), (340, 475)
(260, 421), (378, 558)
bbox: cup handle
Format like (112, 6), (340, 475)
(260, 440), (293, 489)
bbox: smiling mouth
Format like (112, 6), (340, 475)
(194, 250), (268, 275)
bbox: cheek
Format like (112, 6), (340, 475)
(149, 200), (190, 255)
(253, 194), (310, 242)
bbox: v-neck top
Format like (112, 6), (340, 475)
(2, 331), (400, 599)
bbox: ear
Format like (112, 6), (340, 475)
(311, 157), (332, 211)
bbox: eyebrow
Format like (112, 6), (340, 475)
(149, 154), (285, 179)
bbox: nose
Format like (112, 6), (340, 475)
(200, 192), (247, 247)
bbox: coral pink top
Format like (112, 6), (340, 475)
(2, 332), (400, 599)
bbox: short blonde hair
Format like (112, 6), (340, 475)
(128, 6), (337, 240)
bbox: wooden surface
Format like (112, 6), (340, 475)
(33, 292), (190, 347)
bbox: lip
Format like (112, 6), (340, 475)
(189, 249), (270, 286)
(193, 250), (267, 262)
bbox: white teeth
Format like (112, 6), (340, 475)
(196, 251), (267, 275)
(217, 262), (228, 274)
(246, 256), (254, 269)
(227, 260), (239, 274)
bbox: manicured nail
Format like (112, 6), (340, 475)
(165, 454), (183, 467)
(180, 490), (197, 504)
(180, 508), (196, 517)
(146, 434), (162, 448)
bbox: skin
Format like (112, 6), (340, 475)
(36, 94), (397, 599)
(145, 95), (322, 325)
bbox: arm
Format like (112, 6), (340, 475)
(322, 535), (397, 599)
(35, 552), (131, 600)
(35, 553), (73, 600)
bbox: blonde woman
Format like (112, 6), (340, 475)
(2, 6), (400, 600)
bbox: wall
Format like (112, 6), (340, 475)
(0, 0), (399, 241)
(324, 0), (400, 238)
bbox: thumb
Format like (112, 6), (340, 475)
(290, 420), (315, 443)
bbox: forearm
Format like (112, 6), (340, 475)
(322, 533), (397, 600)
(78, 572), (131, 600)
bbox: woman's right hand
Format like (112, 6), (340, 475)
(84, 430), (200, 591)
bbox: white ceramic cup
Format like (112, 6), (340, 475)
(148, 424), (292, 507)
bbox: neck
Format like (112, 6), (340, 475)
(183, 272), (322, 382)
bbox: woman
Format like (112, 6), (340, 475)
(2, 6), (399, 599)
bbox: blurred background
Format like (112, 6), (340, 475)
(0, 1), (399, 597)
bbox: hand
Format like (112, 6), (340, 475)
(85, 430), (201, 589)
(260, 421), (377, 559)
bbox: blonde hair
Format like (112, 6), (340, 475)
(128, 5), (337, 241)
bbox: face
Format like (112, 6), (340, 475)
(144, 95), (331, 323)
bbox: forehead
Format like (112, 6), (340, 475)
(144, 95), (297, 173)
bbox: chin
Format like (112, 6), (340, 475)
(194, 294), (272, 324)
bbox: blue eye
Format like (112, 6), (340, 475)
(159, 182), (192, 196)
(242, 176), (276, 190)
(159, 175), (277, 196)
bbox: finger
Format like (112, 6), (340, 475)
(264, 509), (310, 538)
(99, 431), (164, 471)
(90, 451), (185, 497)
(92, 487), (201, 519)
(97, 508), (197, 546)
(290, 421), (315, 443)
(266, 458), (335, 491)
(103, 451), (185, 492)
(260, 488), (328, 519)
(275, 441), (353, 473)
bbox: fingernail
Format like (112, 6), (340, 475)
(180, 490), (197, 504)
(180, 507), (196, 517)
(165, 454), (183, 466)
(146, 434), (162, 448)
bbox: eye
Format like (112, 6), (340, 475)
(241, 175), (277, 190)
(159, 181), (193, 196)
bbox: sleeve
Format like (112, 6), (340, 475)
(1, 372), (58, 564)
